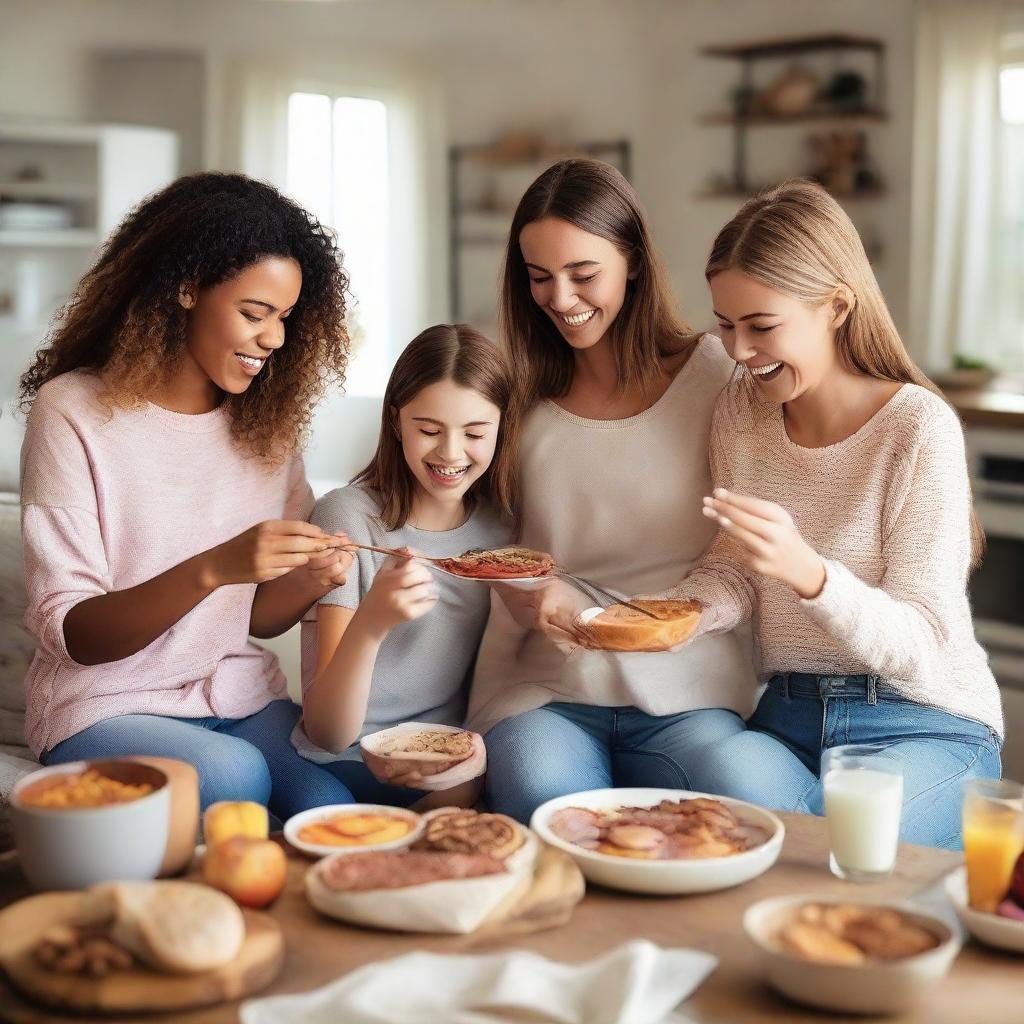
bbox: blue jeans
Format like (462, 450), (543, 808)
(484, 703), (747, 824)
(687, 674), (1002, 850)
(317, 758), (425, 809)
(42, 700), (355, 820)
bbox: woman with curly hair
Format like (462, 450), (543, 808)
(18, 172), (358, 816)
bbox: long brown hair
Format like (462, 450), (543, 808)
(706, 178), (984, 565)
(353, 324), (519, 531)
(500, 158), (697, 410)
(18, 172), (350, 462)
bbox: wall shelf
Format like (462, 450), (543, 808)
(447, 139), (631, 324)
(700, 32), (887, 199)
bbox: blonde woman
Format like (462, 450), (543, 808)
(469, 159), (756, 824)
(641, 180), (1001, 849)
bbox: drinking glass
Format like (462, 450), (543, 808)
(822, 744), (904, 882)
(962, 779), (1024, 912)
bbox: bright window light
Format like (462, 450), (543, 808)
(286, 92), (390, 395)
(1000, 66), (1024, 124)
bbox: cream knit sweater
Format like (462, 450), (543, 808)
(666, 374), (1003, 737)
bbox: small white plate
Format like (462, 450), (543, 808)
(945, 865), (1024, 954)
(284, 804), (423, 859)
(530, 787), (784, 895)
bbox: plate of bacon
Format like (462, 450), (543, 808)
(430, 546), (557, 585)
(531, 788), (784, 895)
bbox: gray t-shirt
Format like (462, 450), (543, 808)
(292, 483), (509, 762)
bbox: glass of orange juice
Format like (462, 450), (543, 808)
(962, 779), (1024, 912)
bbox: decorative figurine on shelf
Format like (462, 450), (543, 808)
(820, 70), (869, 113)
(756, 65), (820, 116)
(808, 130), (881, 196)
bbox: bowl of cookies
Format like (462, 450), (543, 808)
(744, 896), (960, 1014)
(360, 723), (486, 791)
(530, 787), (783, 894)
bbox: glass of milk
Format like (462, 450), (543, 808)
(822, 744), (904, 882)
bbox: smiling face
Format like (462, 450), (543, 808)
(710, 269), (848, 404)
(518, 216), (631, 352)
(397, 379), (501, 509)
(178, 256), (302, 407)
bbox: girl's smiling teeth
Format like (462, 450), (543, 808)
(748, 360), (784, 381)
(235, 352), (265, 374)
(426, 462), (470, 485)
(561, 309), (596, 327)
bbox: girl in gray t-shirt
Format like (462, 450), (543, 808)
(291, 324), (516, 807)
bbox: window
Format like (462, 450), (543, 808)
(286, 91), (391, 395)
(997, 61), (1024, 369)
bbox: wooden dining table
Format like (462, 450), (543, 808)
(0, 811), (1019, 1023)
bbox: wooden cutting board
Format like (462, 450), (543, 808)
(0, 890), (283, 1014)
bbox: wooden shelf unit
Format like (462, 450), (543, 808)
(699, 32), (887, 197)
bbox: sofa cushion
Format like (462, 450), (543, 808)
(0, 493), (31, 749)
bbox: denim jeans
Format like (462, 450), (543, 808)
(484, 703), (747, 824)
(686, 674), (1002, 850)
(42, 700), (356, 820)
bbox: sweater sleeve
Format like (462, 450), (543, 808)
(650, 391), (756, 637)
(20, 386), (110, 664)
(799, 404), (973, 681)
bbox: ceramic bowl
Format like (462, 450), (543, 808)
(530, 787), (784, 895)
(744, 894), (961, 1015)
(945, 866), (1024, 954)
(360, 723), (485, 790)
(11, 759), (171, 891)
(284, 804), (423, 859)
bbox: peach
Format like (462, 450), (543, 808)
(203, 800), (269, 846)
(202, 836), (287, 908)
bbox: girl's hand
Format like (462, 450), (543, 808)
(202, 520), (346, 588)
(492, 579), (585, 649)
(702, 489), (826, 599)
(359, 549), (439, 636)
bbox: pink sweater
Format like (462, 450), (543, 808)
(663, 375), (1003, 737)
(20, 370), (314, 757)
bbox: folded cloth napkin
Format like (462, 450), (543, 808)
(240, 939), (716, 1024)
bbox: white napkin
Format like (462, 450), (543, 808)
(240, 939), (716, 1024)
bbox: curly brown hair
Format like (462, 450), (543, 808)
(18, 172), (351, 461)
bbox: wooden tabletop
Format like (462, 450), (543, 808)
(943, 383), (1024, 430)
(1, 814), (1020, 1023)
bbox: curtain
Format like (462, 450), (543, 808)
(910, 0), (1023, 371)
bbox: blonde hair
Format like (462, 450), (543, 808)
(706, 179), (984, 566)
(500, 158), (698, 411)
(352, 324), (519, 532)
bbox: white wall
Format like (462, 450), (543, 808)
(0, 0), (917, 481)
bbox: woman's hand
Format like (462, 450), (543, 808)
(202, 520), (347, 588)
(702, 488), (825, 599)
(358, 549), (439, 637)
(299, 533), (354, 594)
(492, 578), (586, 648)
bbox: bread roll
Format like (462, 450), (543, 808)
(87, 880), (245, 973)
(575, 599), (701, 652)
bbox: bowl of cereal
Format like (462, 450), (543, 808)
(11, 760), (171, 891)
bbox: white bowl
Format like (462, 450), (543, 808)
(744, 894), (960, 1015)
(945, 865), (1024, 954)
(530, 787), (784, 895)
(11, 760), (170, 891)
(284, 804), (423, 859)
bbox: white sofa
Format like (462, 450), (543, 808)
(0, 493), (40, 849)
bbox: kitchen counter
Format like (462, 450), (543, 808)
(942, 382), (1024, 431)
